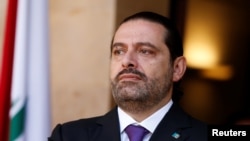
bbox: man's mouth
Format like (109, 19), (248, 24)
(118, 74), (142, 81)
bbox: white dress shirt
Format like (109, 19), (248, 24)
(118, 99), (173, 141)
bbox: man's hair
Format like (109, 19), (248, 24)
(114, 11), (184, 102)
(120, 11), (183, 63)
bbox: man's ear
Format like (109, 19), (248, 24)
(172, 56), (187, 82)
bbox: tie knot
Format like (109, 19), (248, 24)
(125, 124), (149, 141)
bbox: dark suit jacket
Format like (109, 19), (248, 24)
(48, 103), (207, 141)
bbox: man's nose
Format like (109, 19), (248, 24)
(121, 51), (138, 69)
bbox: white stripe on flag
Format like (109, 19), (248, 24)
(25, 0), (51, 140)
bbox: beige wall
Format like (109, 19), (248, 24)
(49, 0), (117, 128)
(0, 0), (171, 129)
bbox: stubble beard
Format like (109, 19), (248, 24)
(111, 69), (173, 114)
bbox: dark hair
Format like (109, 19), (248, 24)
(114, 11), (184, 102)
(120, 11), (183, 63)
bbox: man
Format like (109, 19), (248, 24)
(48, 11), (207, 141)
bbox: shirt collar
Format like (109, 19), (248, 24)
(118, 99), (173, 133)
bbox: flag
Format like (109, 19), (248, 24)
(9, 0), (51, 140)
(0, 0), (18, 141)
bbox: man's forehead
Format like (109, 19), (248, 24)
(112, 20), (166, 46)
(116, 19), (165, 32)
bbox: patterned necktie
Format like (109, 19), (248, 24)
(125, 124), (149, 141)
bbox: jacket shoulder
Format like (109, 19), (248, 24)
(48, 116), (103, 141)
(63, 116), (103, 129)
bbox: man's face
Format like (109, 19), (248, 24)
(110, 19), (174, 113)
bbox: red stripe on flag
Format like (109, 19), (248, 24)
(0, 0), (18, 141)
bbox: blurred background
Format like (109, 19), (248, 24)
(0, 0), (249, 130)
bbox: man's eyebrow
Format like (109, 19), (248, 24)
(111, 42), (126, 49)
(111, 42), (158, 50)
(136, 42), (158, 49)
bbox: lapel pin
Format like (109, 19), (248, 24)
(171, 132), (180, 139)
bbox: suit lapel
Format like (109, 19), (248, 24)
(149, 104), (191, 141)
(92, 104), (192, 141)
(95, 107), (121, 141)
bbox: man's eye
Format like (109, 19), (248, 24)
(113, 49), (124, 55)
(140, 49), (152, 55)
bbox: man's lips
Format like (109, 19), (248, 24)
(118, 74), (142, 81)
